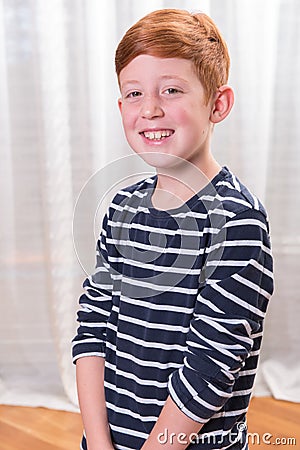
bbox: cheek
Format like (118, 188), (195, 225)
(177, 110), (201, 137)
(182, 105), (210, 133)
(171, 106), (189, 124)
(121, 108), (137, 131)
(173, 104), (202, 130)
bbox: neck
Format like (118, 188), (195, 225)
(152, 156), (221, 210)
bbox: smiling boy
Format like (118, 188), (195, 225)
(118, 55), (231, 205)
(73, 9), (273, 450)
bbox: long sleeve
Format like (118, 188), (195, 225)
(72, 214), (113, 363)
(168, 208), (274, 423)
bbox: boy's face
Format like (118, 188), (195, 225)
(118, 55), (215, 169)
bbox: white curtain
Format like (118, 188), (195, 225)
(0, 0), (299, 412)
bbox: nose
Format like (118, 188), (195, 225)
(141, 95), (164, 119)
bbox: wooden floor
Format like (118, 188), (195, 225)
(0, 397), (299, 449)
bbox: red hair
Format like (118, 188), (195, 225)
(115, 9), (230, 103)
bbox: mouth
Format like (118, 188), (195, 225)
(139, 129), (174, 141)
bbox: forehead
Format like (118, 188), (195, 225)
(119, 54), (198, 87)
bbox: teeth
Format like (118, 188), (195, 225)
(143, 130), (172, 140)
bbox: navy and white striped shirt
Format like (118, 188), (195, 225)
(72, 167), (274, 450)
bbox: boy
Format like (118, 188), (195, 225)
(72, 9), (273, 450)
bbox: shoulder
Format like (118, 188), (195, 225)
(112, 175), (156, 205)
(116, 175), (156, 197)
(197, 167), (271, 241)
(106, 175), (156, 221)
(213, 167), (269, 224)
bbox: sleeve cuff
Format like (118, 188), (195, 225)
(72, 339), (106, 364)
(168, 366), (231, 423)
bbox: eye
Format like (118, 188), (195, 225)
(126, 91), (142, 98)
(164, 87), (182, 95)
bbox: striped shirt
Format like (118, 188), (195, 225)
(72, 166), (274, 450)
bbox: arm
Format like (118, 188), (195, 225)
(72, 216), (113, 363)
(76, 356), (114, 450)
(73, 214), (114, 448)
(167, 209), (273, 421)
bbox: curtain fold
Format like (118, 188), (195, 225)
(0, 0), (299, 411)
(257, 0), (300, 402)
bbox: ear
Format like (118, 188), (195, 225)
(210, 85), (234, 124)
(118, 97), (123, 114)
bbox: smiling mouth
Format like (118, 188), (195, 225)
(140, 130), (174, 141)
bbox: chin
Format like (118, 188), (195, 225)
(133, 150), (184, 170)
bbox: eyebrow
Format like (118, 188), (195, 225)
(120, 80), (140, 89)
(120, 75), (189, 90)
(159, 75), (189, 83)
